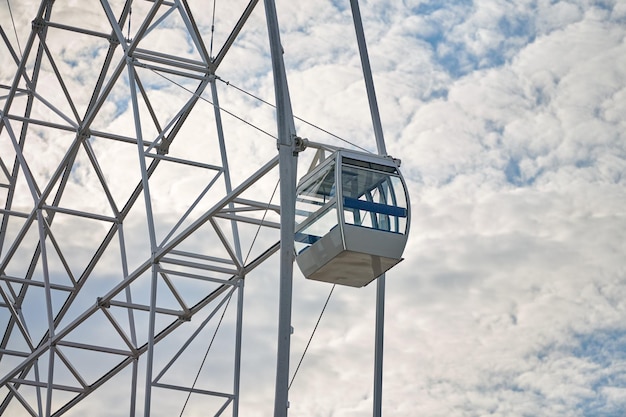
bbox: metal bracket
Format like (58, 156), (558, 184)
(294, 136), (307, 154)
(97, 297), (111, 309)
(109, 35), (120, 46)
(31, 18), (46, 34)
(78, 129), (91, 142)
(157, 136), (171, 155)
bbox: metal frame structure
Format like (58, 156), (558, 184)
(0, 1), (393, 416)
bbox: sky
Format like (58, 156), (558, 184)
(1, 0), (626, 416)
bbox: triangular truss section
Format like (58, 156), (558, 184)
(0, 0), (312, 416)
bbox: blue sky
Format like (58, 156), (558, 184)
(1, 0), (626, 416)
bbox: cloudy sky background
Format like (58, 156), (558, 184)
(1, 0), (626, 416)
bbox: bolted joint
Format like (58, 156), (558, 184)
(78, 129), (91, 142)
(276, 135), (307, 153)
(294, 136), (308, 154)
(97, 297), (110, 309)
(109, 35), (120, 46)
(31, 18), (46, 34)
(157, 140), (170, 155)
(179, 311), (192, 322)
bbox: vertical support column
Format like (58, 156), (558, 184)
(144, 266), (159, 417)
(349, 0), (386, 155)
(232, 278), (245, 417)
(209, 75), (245, 417)
(372, 277), (385, 417)
(209, 77), (243, 262)
(118, 225), (138, 417)
(263, 0), (299, 416)
(127, 59), (159, 417)
(0, 10), (54, 414)
(36, 210), (55, 417)
(349, 1), (387, 417)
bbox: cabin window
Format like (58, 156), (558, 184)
(341, 164), (407, 234)
(295, 161), (338, 254)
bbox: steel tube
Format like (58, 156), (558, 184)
(349, 1), (389, 416)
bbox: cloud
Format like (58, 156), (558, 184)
(1, 0), (626, 416)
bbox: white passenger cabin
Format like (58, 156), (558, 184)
(295, 149), (410, 287)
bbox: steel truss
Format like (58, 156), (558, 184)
(0, 1), (391, 416)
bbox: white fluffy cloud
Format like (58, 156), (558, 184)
(1, 1), (625, 416)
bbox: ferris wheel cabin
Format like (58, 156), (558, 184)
(295, 150), (410, 287)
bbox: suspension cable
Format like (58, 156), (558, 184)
(176, 175), (278, 415)
(179, 290), (234, 417)
(150, 54), (343, 400)
(147, 65), (372, 155)
(209, 0), (217, 58)
(244, 179), (280, 265)
(216, 76), (372, 154)
(6, 0), (23, 58)
(126, 1), (132, 42)
(145, 67), (278, 140)
(289, 284), (336, 390)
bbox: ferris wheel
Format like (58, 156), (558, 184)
(0, 1), (410, 416)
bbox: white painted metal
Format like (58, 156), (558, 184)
(0, 1), (401, 416)
(0, 1), (274, 415)
(261, 0), (300, 415)
(294, 150), (409, 288)
(348, 0), (395, 413)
